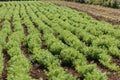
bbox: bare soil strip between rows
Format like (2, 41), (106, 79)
(22, 24), (28, 36)
(88, 57), (120, 80)
(2, 49), (10, 80)
(9, 18), (14, 32)
(33, 22), (48, 50)
(64, 66), (81, 79)
(0, 19), (5, 30)
(112, 58), (120, 67)
(21, 44), (48, 80)
(1, 17), (13, 80)
(22, 24), (48, 80)
(21, 44), (31, 58)
(30, 62), (48, 80)
(61, 63), (81, 79)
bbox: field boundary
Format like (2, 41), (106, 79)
(52, 1), (120, 25)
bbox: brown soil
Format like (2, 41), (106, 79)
(61, 63), (81, 79)
(112, 58), (120, 66)
(0, 19), (5, 30)
(21, 22), (48, 79)
(97, 61), (120, 80)
(5, 36), (8, 43)
(9, 18), (14, 32)
(41, 34), (48, 50)
(87, 58), (120, 80)
(2, 49), (10, 80)
(20, 40), (48, 80)
(21, 23), (30, 58)
(30, 62), (48, 80)
(53, 1), (120, 25)
(108, 72), (120, 80)
(33, 22), (38, 29)
(21, 45), (31, 58)
(41, 42), (48, 50)
(22, 24), (28, 36)
(32, 22), (48, 50)
(63, 66), (81, 79)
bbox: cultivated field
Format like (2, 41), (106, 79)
(53, 1), (120, 25)
(0, 1), (120, 80)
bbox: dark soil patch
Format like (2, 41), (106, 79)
(61, 63), (81, 79)
(63, 66), (81, 79)
(21, 43), (47, 79)
(9, 18), (14, 32)
(87, 58), (120, 80)
(40, 32), (47, 50)
(92, 60), (120, 80)
(2, 49), (10, 80)
(33, 22), (38, 29)
(108, 72), (120, 80)
(41, 42), (48, 50)
(41, 34), (47, 50)
(5, 36), (8, 43)
(21, 45), (31, 58)
(30, 62), (48, 80)
(0, 19), (5, 30)
(32, 22), (47, 49)
(112, 58), (120, 66)
(97, 61), (110, 72)
(22, 24), (28, 36)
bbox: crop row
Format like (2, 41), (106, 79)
(0, 1), (119, 80)
(25, 2), (108, 80)
(20, 3), (77, 80)
(30, 2), (119, 71)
